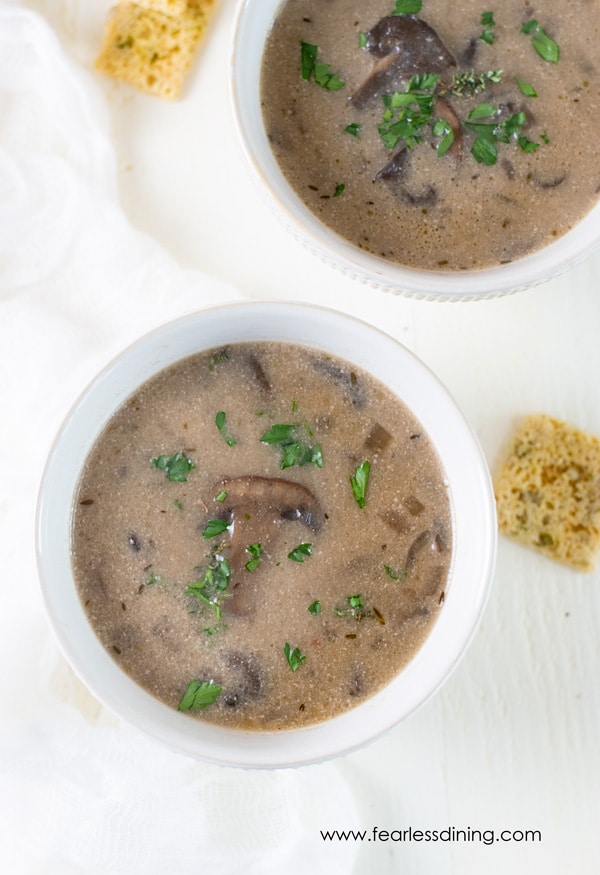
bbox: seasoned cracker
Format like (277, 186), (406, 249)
(95, 0), (216, 99)
(494, 414), (600, 571)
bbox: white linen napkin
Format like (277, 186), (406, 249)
(0, 7), (451, 874)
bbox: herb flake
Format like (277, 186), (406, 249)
(301, 43), (345, 90)
(284, 642), (306, 671)
(350, 460), (371, 508)
(288, 543), (313, 563)
(178, 679), (222, 711)
(521, 19), (560, 63)
(151, 452), (195, 483)
(215, 411), (237, 447)
(392, 0), (422, 14)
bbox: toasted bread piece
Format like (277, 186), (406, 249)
(134, 0), (190, 14)
(95, 1), (216, 99)
(494, 414), (600, 571)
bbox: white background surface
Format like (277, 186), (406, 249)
(1, 1), (600, 872)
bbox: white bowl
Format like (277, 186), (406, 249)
(37, 302), (496, 767)
(229, 0), (600, 301)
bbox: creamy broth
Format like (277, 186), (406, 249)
(260, 0), (600, 270)
(71, 343), (452, 730)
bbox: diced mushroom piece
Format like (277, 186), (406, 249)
(364, 422), (393, 453)
(351, 15), (456, 108)
(403, 495), (425, 516)
(212, 475), (323, 615)
(373, 146), (409, 182)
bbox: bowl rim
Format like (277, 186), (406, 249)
(36, 301), (497, 767)
(229, 0), (600, 301)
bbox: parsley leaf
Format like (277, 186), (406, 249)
(301, 42), (318, 80)
(392, 0), (422, 14)
(521, 19), (559, 63)
(515, 76), (538, 97)
(202, 518), (231, 539)
(301, 43), (345, 90)
(334, 594), (371, 621)
(384, 564), (408, 581)
(151, 452), (195, 482)
(308, 600), (322, 615)
(288, 543), (313, 562)
(479, 11), (495, 44)
(245, 543), (263, 572)
(185, 552), (231, 623)
(471, 135), (498, 165)
(178, 679), (222, 711)
(377, 75), (439, 151)
(345, 122), (362, 137)
(350, 460), (371, 508)
(260, 423), (322, 470)
(284, 642), (306, 671)
(215, 411), (237, 447)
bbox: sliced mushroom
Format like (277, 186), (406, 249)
(373, 145), (409, 182)
(364, 422), (393, 453)
(212, 475), (323, 615)
(217, 475), (322, 532)
(351, 15), (456, 108)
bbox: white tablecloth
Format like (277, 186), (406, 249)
(1, 2), (599, 872)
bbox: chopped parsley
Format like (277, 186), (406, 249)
(178, 679), (222, 711)
(479, 11), (495, 45)
(151, 452), (195, 483)
(214, 490), (228, 502)
(145, 571), (162, 586)
(333, 183), (346, 197)
(334, 594), (371, 621)
(284, 642), (306, 671)
(433, 118), (454, 157)
(301, 43), (345, 90)
(384, 564), (408, 581)
(378, 74), (439, 152)
(202, 518), (231, 539)
(345, 122), (362, 137)
(245, 543), (263, 572)
(350, 460), (371, 508)
(465, 104), (540, 165)
(185, 552), (231, 624)
(215, 411), (237, 447)
(515, 76), (538, 98)
(288, 543), (313, 563)
(521, 19), (560, 63)
(260, 422), (322, 470)
(392, 0), (422, 14)
(308, 600), (322, 615)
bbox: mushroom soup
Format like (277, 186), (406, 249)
(71, 342), (452, 730)
(260, 0), (600, 270)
